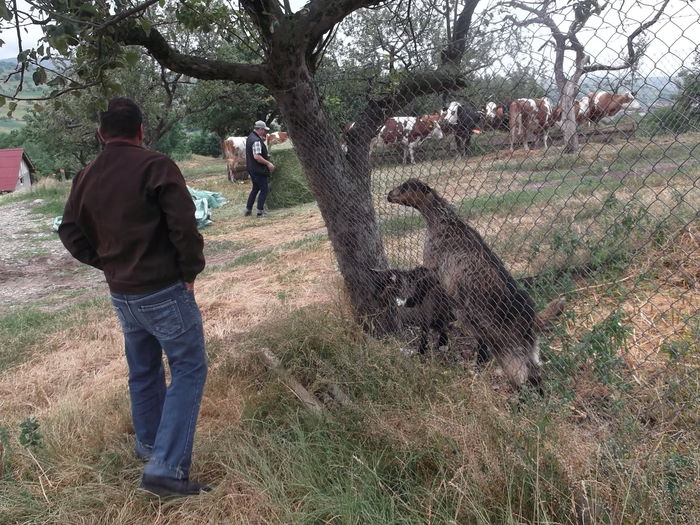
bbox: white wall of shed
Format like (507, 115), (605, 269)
(14, 160), (32, 192)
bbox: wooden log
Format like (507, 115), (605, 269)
(259, 348), (326, 414)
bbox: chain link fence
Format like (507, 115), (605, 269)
(311, 5), (698, 388)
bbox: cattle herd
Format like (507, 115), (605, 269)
(221, 91), (639, 181)
(362, 90), (640, 164)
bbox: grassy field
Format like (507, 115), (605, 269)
(0, 134), (698, 524)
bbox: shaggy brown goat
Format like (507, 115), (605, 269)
(387, 178), (564, 387)
(372, 266), (455, 355)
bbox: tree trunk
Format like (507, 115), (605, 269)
(560, 79), (580, 154)
(270, 72), (397, 334)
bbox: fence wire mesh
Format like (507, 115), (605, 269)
(311, 2), (698, 388)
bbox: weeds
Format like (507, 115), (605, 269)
(18, 417), (42, 450)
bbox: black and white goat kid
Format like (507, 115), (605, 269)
(372, 266), (455, 355)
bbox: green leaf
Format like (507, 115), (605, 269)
(32, 68), (47, 86)
(124, 50), (140, 67)
(140, 18), (152, 35)
(8, 101), (17, 111)
(0, 96), (5, 108)
(52, 35), (68, 55)
(33, 103), (43, 113)
(0, 0), (11, 21)
(78, 3), (99, 17)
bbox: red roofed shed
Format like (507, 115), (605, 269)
(0, 148), (35, 193)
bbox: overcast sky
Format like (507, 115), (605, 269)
(1, 0), (696, 78)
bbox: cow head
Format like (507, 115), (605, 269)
(619, 92), (641, 112)
(443, 101), (461, 126)
(418, 115), (445, 141)
(483, 101), (498, 120)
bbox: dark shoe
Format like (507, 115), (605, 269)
(256, 210), (269, 218)
(243, 208), (252, 217)
(140, 473), (212, 497)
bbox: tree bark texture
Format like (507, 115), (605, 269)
(559, 79), (580, 153)
(267, 58), (396, 333)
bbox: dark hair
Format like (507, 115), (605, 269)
(99, 97), (143, 139)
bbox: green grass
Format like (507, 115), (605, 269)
(14, 248), (50, 259)
(280, 233), (328, 251)
(0, 181), (70, 207)
(0, 298), (107, 372)
(179, 156), (227, 181)
(29, 200), (65, 217)
(380, 214), (426, 237)
(2, 300), (698, 522)
(200, 248), (278, 275)
(203, 239), (249, 257)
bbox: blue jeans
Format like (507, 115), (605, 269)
(110, 281), (207, 480)
(246, 172), (269, 212)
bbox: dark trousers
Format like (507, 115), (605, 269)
(246, 172), (269, 212)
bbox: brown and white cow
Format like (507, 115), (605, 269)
(558, 91), (640, 128)
(509, 98), (558, 152)
(266, 131), (289, 148)
(222, 136), (248, 182)
(582, 91), (640, 124)
(373, 115), (445, 164)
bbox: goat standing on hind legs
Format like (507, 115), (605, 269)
(387, 179), (564, 389)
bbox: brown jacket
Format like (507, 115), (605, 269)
(59, 141), (205, 294)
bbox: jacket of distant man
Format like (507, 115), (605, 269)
(245, 131), (271, 177)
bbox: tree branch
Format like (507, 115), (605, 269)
(12, 0), (25, 97)
(582, 0), (671, 74)
(0, 81), (102, 101)
(113, 25), (268, 84)
(440, 0), (481, 66)
(301, 0), (385, 52)
(96, 0), (161, 31)
(240, 0), (283, 42)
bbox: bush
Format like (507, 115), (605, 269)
(266, 148), (315, 209)
(639, 105), (700, 136)
(0, 129), (56, 177)
(188, 130), (222, 157)
(154, 123), (191, 161)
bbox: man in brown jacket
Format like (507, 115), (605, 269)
(59, 97), (210, 497)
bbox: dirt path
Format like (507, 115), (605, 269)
(0, 200), (106, 314)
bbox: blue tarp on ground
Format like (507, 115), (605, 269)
(187, 186), (228, 228)
(52, 186), (228, 231)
